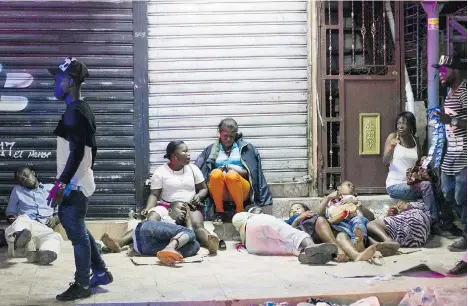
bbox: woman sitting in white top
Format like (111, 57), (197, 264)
(142, 141), (219, 254)
(383, 112), (439, 232)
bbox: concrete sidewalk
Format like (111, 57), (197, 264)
(0, 234), (466, 306)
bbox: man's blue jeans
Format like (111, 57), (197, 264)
(387, 181), (439, 221)
(137, 220), (200, 257)
(441, 168), (467, 234)
(58, 191), (107, 287)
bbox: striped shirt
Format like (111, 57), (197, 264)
(215, 142), (245, 169)
(442, 81), (467, 175)
(383, 201), (431, 247)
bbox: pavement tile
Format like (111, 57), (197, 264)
(93, 286), (161, 304)
(156, 266), (225, 302)
(154, 262), (213, 282)
(30, 278), (77, 296)
(27, 294), (94, 306)
(222, 286), (290, 300)
(31, 267), (89, 296)
(0, 266), (36, 279)
(0, 295), (29, 306)
(109, 265), (157, 280)
(0, 234), (467, 305)
(159, 286), (226, 302)
(0, 264), (37, 295)
(0, 285), (32, 296)
(216, 269), (289, 299)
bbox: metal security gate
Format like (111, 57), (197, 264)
(0, 1), (149, 218)
(147, 0), (310, 184)
(318, 1), (403, 195)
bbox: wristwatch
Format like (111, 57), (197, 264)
(451, 117), (459, 126)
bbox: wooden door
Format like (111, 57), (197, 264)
(318, 1), (403, 194)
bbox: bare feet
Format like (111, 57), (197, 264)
(353, 228), (365, 252)
(207, 234), (219, 255)
(370, 251), (384, 265)
(101, 233), (121, 253)
(354, 244), (376, 262)
(334, 248), (350, 263)
(375, 241), (400, 257)
(157, 249), (183, 265)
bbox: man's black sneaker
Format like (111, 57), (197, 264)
(90, 271), (113, 288)
(448, 236), (467, 252)
(56, 282), (91, 301)
(448, 226), (465, 237)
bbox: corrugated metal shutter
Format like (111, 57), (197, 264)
(147, 0), (309, 183)
(0, 1), (145, 218)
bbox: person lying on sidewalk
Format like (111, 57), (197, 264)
(317, 181), (382, 262)
(101, 202), (200, 265)
(5, 214), (62, 265)
(6, 167), (60, 228)
(367, 200), (430, 249)
(4, 167), (62, 264)
(232, 206), (338, 265)
(286, 203), (376, 262)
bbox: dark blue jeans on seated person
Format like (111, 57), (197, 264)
(58, 191), (107, 287)
(137, 220), (200, 257)
(387, 181), (439, 222)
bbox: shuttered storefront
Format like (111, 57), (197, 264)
(147, 0), (309, 183)
(0, 1), (148, 218)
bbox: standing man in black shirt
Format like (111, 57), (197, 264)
(47, 57), (113, 300)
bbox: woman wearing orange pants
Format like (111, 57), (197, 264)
(209, 168), (250, 214)
(196, 118), (273, 224)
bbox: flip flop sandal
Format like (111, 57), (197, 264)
(219, 240), (227, 251)
(157, 250), (183, 265)
(369, 251), (384, 266)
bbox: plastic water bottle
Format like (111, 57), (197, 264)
(63, 184), (73, 197)
(366, 274), (393, 286)
(236, 243), (248, 254)
(128, 210), (139, 220)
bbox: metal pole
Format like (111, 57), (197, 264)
(421, 1), (444, 151)
(416, 6), (420, 99)
(421, 1), (443, 110)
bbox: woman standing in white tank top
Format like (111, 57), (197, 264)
(383, 112), (440, 229)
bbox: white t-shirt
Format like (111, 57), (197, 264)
(147, 206), (175, 224)
(150, 163), (205, 204)
(56, 137), (96, 197)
